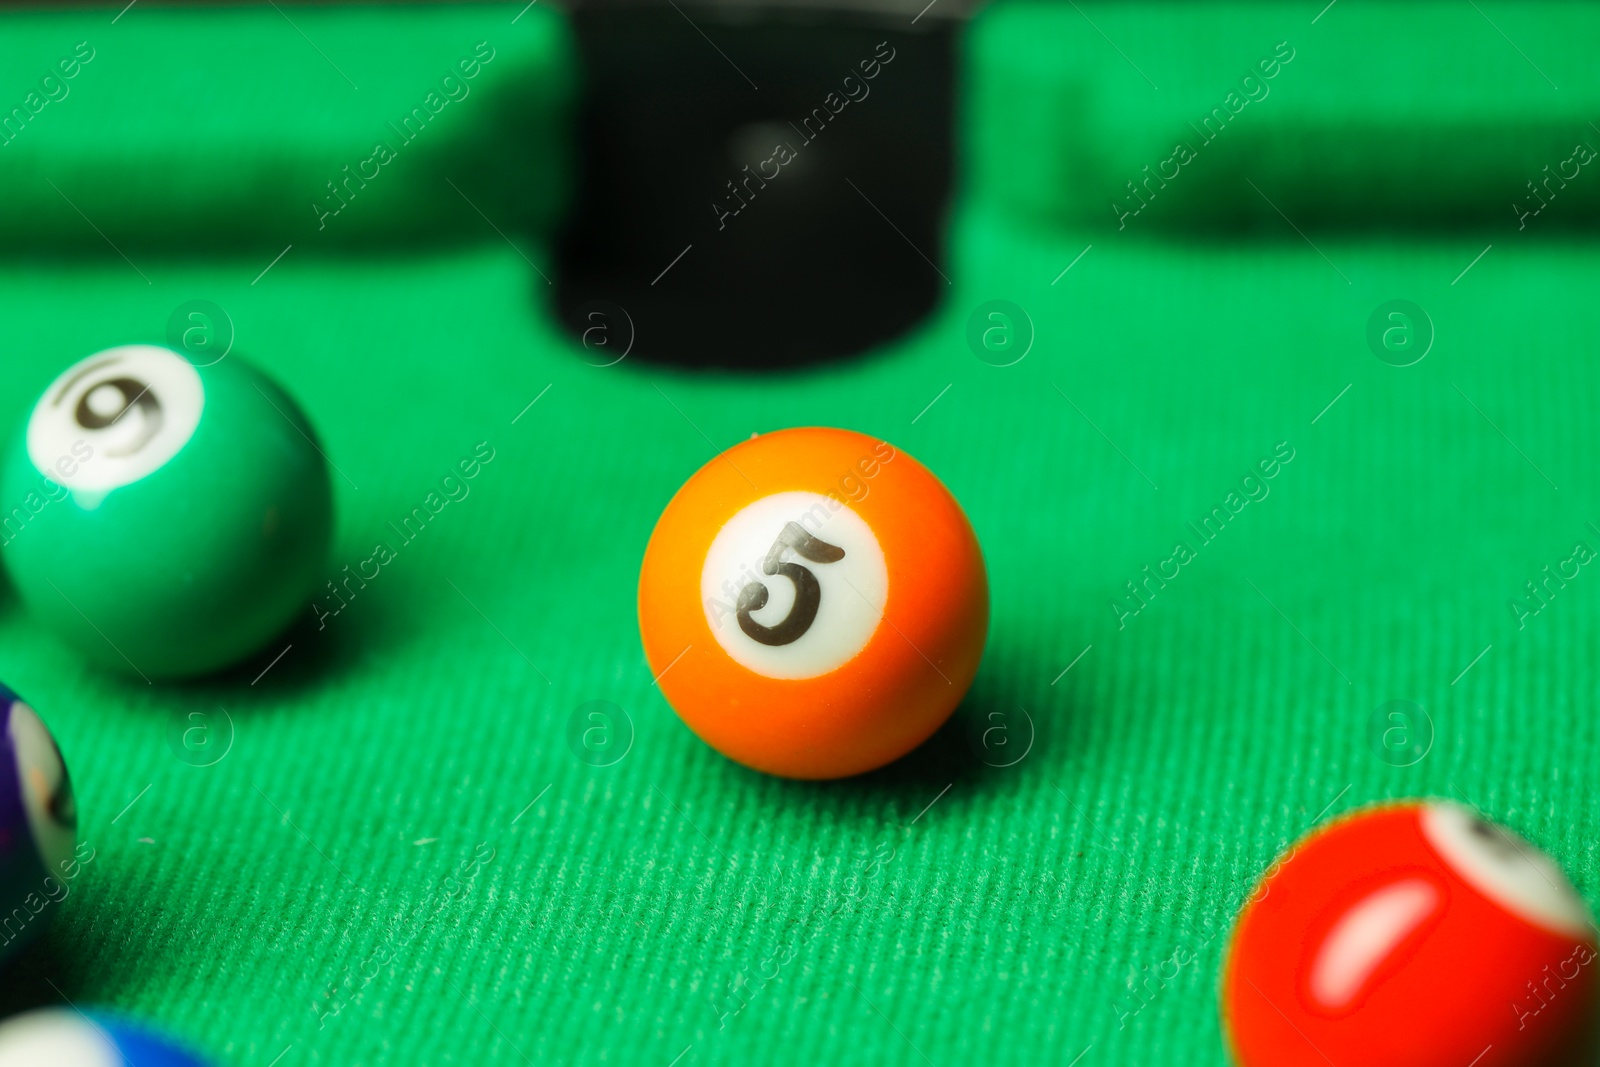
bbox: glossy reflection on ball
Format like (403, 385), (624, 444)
(0, 684), (76, 964)
(0, 1009), (209, 1066)
(0, 345), (334, 679)
(1223, 801), (1599, 1067)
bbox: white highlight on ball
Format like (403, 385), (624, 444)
(1309, 877), (1440, 1010)
(1422, 802), (1594, 937)
(7, 701), (74, 878)
(27, 345), (204, 493)
(700, 491), (887, 680)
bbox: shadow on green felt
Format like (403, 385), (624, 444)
(753, 675), (1030, 823)
(0, 923), (86, 1017)
(156, 596), (371, 708)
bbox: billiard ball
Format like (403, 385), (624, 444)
(1223, 801), (1599, 1067)
(0, 1009), (209, 1066)
(0, 345), (334, 679)
(0, 684), (76, 964)
(638, 427), (988, 778)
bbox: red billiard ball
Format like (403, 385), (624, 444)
(1223, 801), (1598, 1067)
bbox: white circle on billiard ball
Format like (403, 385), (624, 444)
(7, 700), (75, 878)
(700, 491), (887, 680)
(1422, 802), (1594, 937)
(0, 1010), (122, 1067)
(27, 345), (204, 493)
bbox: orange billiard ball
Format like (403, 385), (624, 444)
(1223, 801), (1599, 1067)
(638, 427), (988, 779)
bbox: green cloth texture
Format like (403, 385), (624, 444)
(1, 3), (1598, 1067)
(966, 1), (1600, 232)
(0, 7), (575, 251)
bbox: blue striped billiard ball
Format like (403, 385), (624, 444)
(0, 1009), (210, 1066)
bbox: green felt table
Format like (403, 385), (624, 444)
(1, 3), (1598, 1065)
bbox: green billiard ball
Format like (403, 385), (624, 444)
(0, 345), (334, 679)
